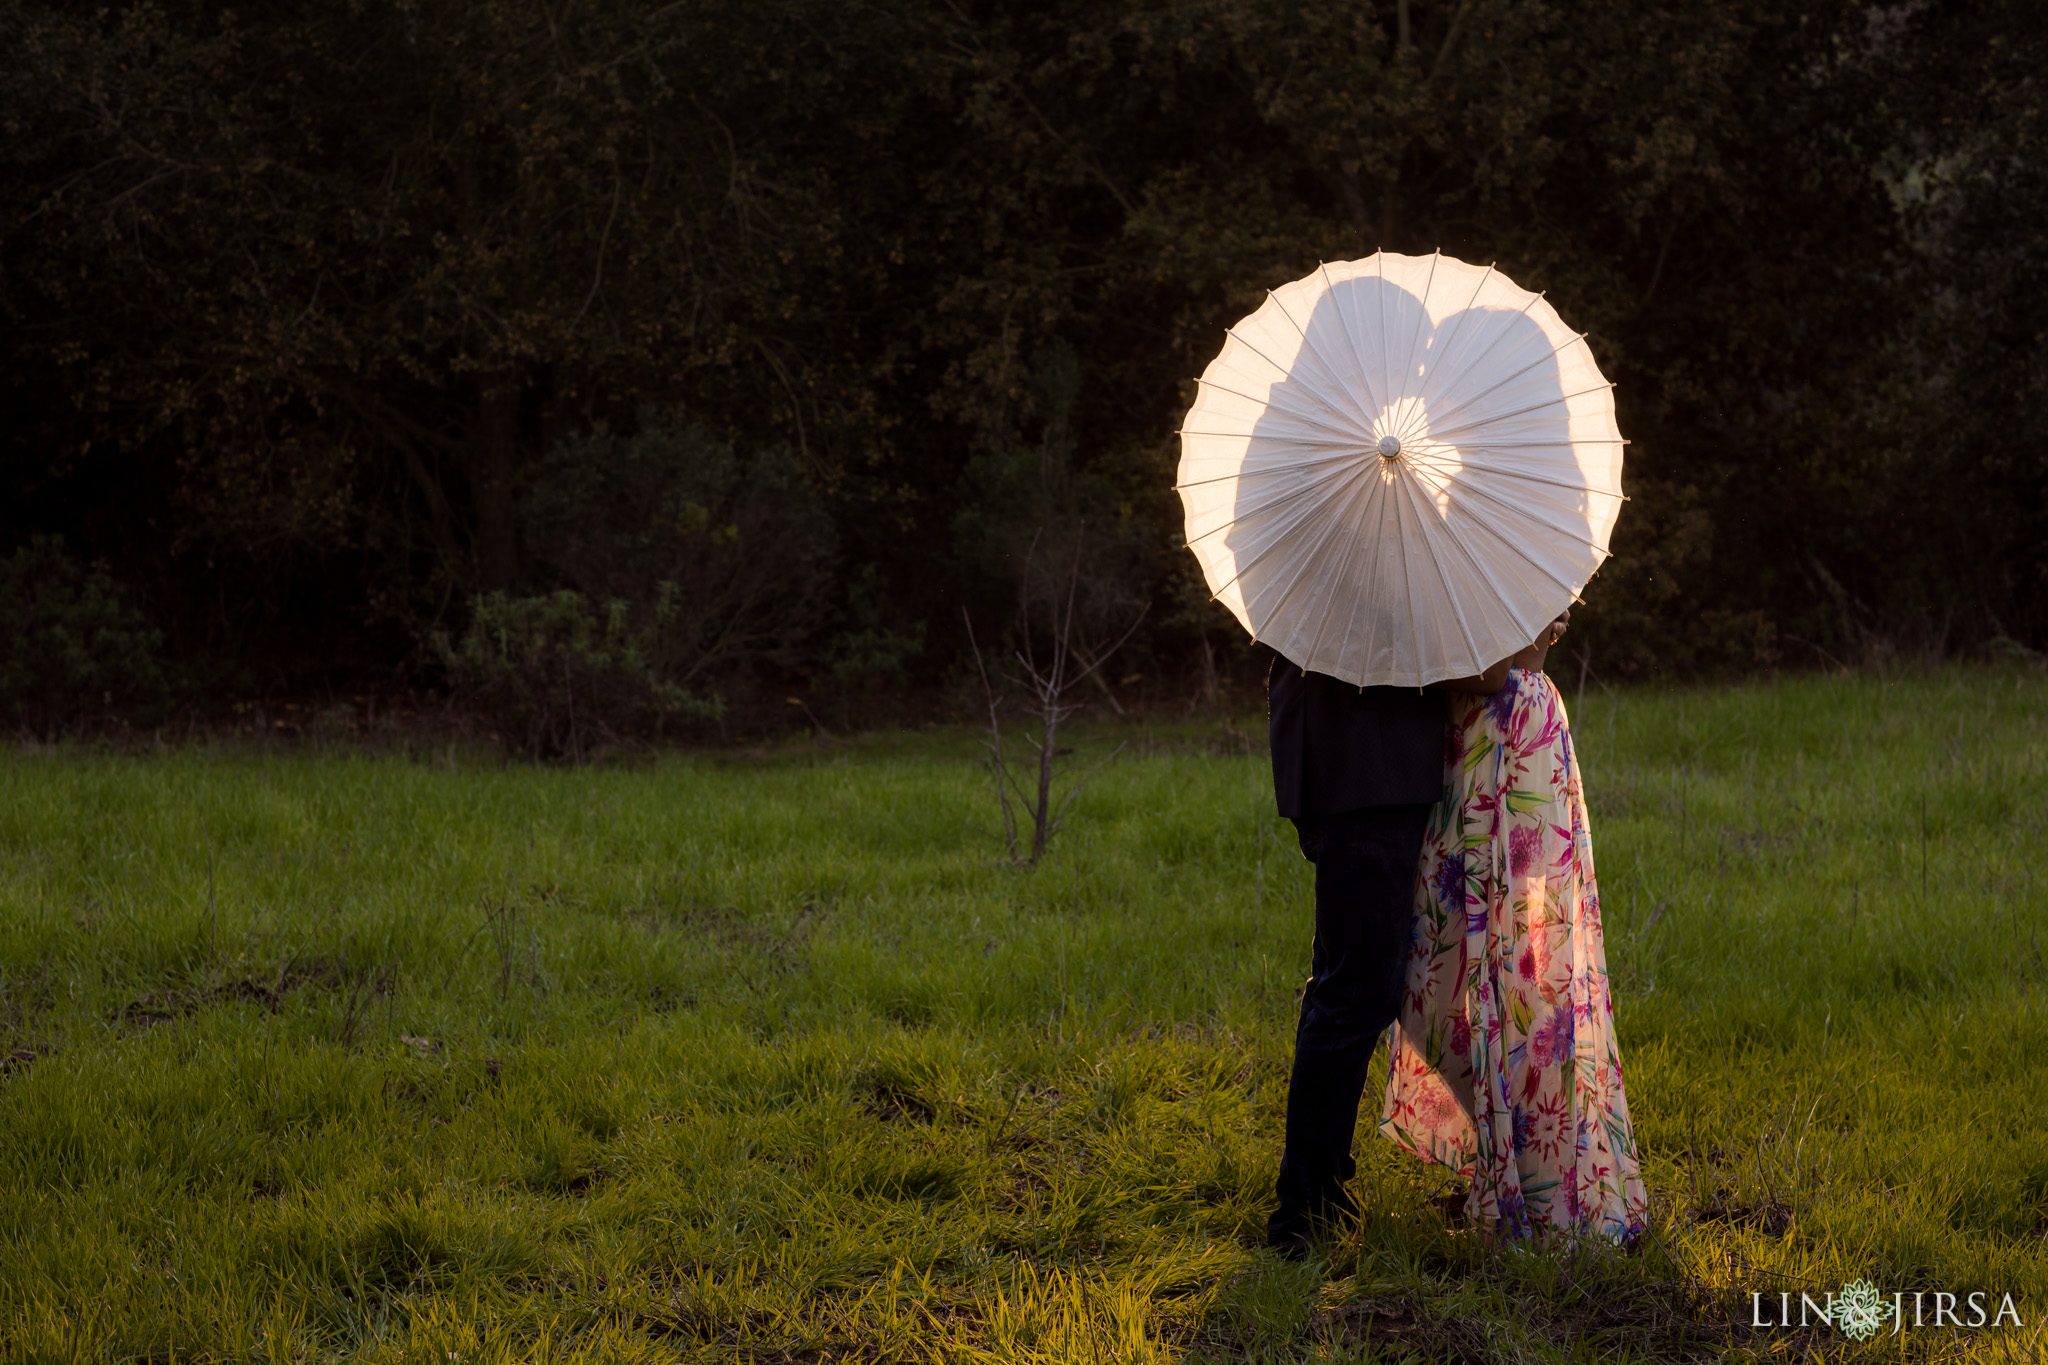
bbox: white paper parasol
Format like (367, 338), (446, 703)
(1177, 251), (1624, 687)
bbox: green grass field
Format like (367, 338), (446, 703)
(2, 668), (2044, 1363)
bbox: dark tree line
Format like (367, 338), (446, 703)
(1, 0), (2042, 733)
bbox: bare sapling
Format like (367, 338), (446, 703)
(964, 535), (1146, 863)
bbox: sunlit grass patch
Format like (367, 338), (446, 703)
(1, 667), (2044, 1361)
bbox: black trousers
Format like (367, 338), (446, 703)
(1268, 802), (1432, 1246)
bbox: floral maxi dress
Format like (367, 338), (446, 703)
(1378, 668), (1649, 1242)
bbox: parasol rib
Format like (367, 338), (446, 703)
(1433, 490), (1588, 599)
(1182, 470), (1358, 549)
(1388, 450), (1437, 681)
(1393, 466), (1486, 668)
(1408, 261), (1498, 420)
(1375, 254), (1396, 436)
(1397, 251), (1442, 410)
(1318, 262), (1389, 419)
(1423, 382), (1616, 444)
(1401, 463), (1526, 656)
(1397, 330), (1595, 446)
(1258, 290), (1380, 432)
(1221, 328), (1313, 391)
(1233, 473), (1378, 642)
(1192, 376), (1365, 441)
(1412, 449), (1625, 499)
(1424, 465), (1617, 559)
(1294, 466), (1389, 672)
(1403, 290), (1548, 430)
(1177, 430), (1375, 453)
(1200, 484), (1355, 607)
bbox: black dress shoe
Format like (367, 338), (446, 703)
(1266, 1187), (1359, 1259)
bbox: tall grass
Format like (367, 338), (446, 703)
(0, 667), (2042, 1362)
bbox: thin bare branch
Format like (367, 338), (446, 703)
(969, 524), (1143, 862)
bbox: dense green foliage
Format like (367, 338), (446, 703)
(0, 0), (2043, 708)
(432, 588), (717, 760)
(0, 536), (165, 733)
(1, 669), (2045, 1359)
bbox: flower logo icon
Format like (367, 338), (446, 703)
(1835, 1279), (1888, 1341)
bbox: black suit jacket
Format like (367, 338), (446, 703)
(1267, 653), (1446, 817)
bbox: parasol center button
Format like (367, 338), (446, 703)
(1376, 435), (1402, 461)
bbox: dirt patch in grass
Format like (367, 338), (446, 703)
(862, 1079), (938, 1124)
(0, 1042), (50, 1081)
(1694, 1187), (1796, 1236)
(115, 954), (392, 1028)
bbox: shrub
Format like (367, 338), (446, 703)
(435, 411), (835, 756)
(519, 411), (836, 693)
(434, 588), (721, 760)
(824, 564), (925, 691)
(0, 536), (164, 735)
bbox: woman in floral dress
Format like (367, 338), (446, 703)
(1379, 612), (1649, 1243)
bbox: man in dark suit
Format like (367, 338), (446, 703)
(1263, 651), (1508, 1256)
